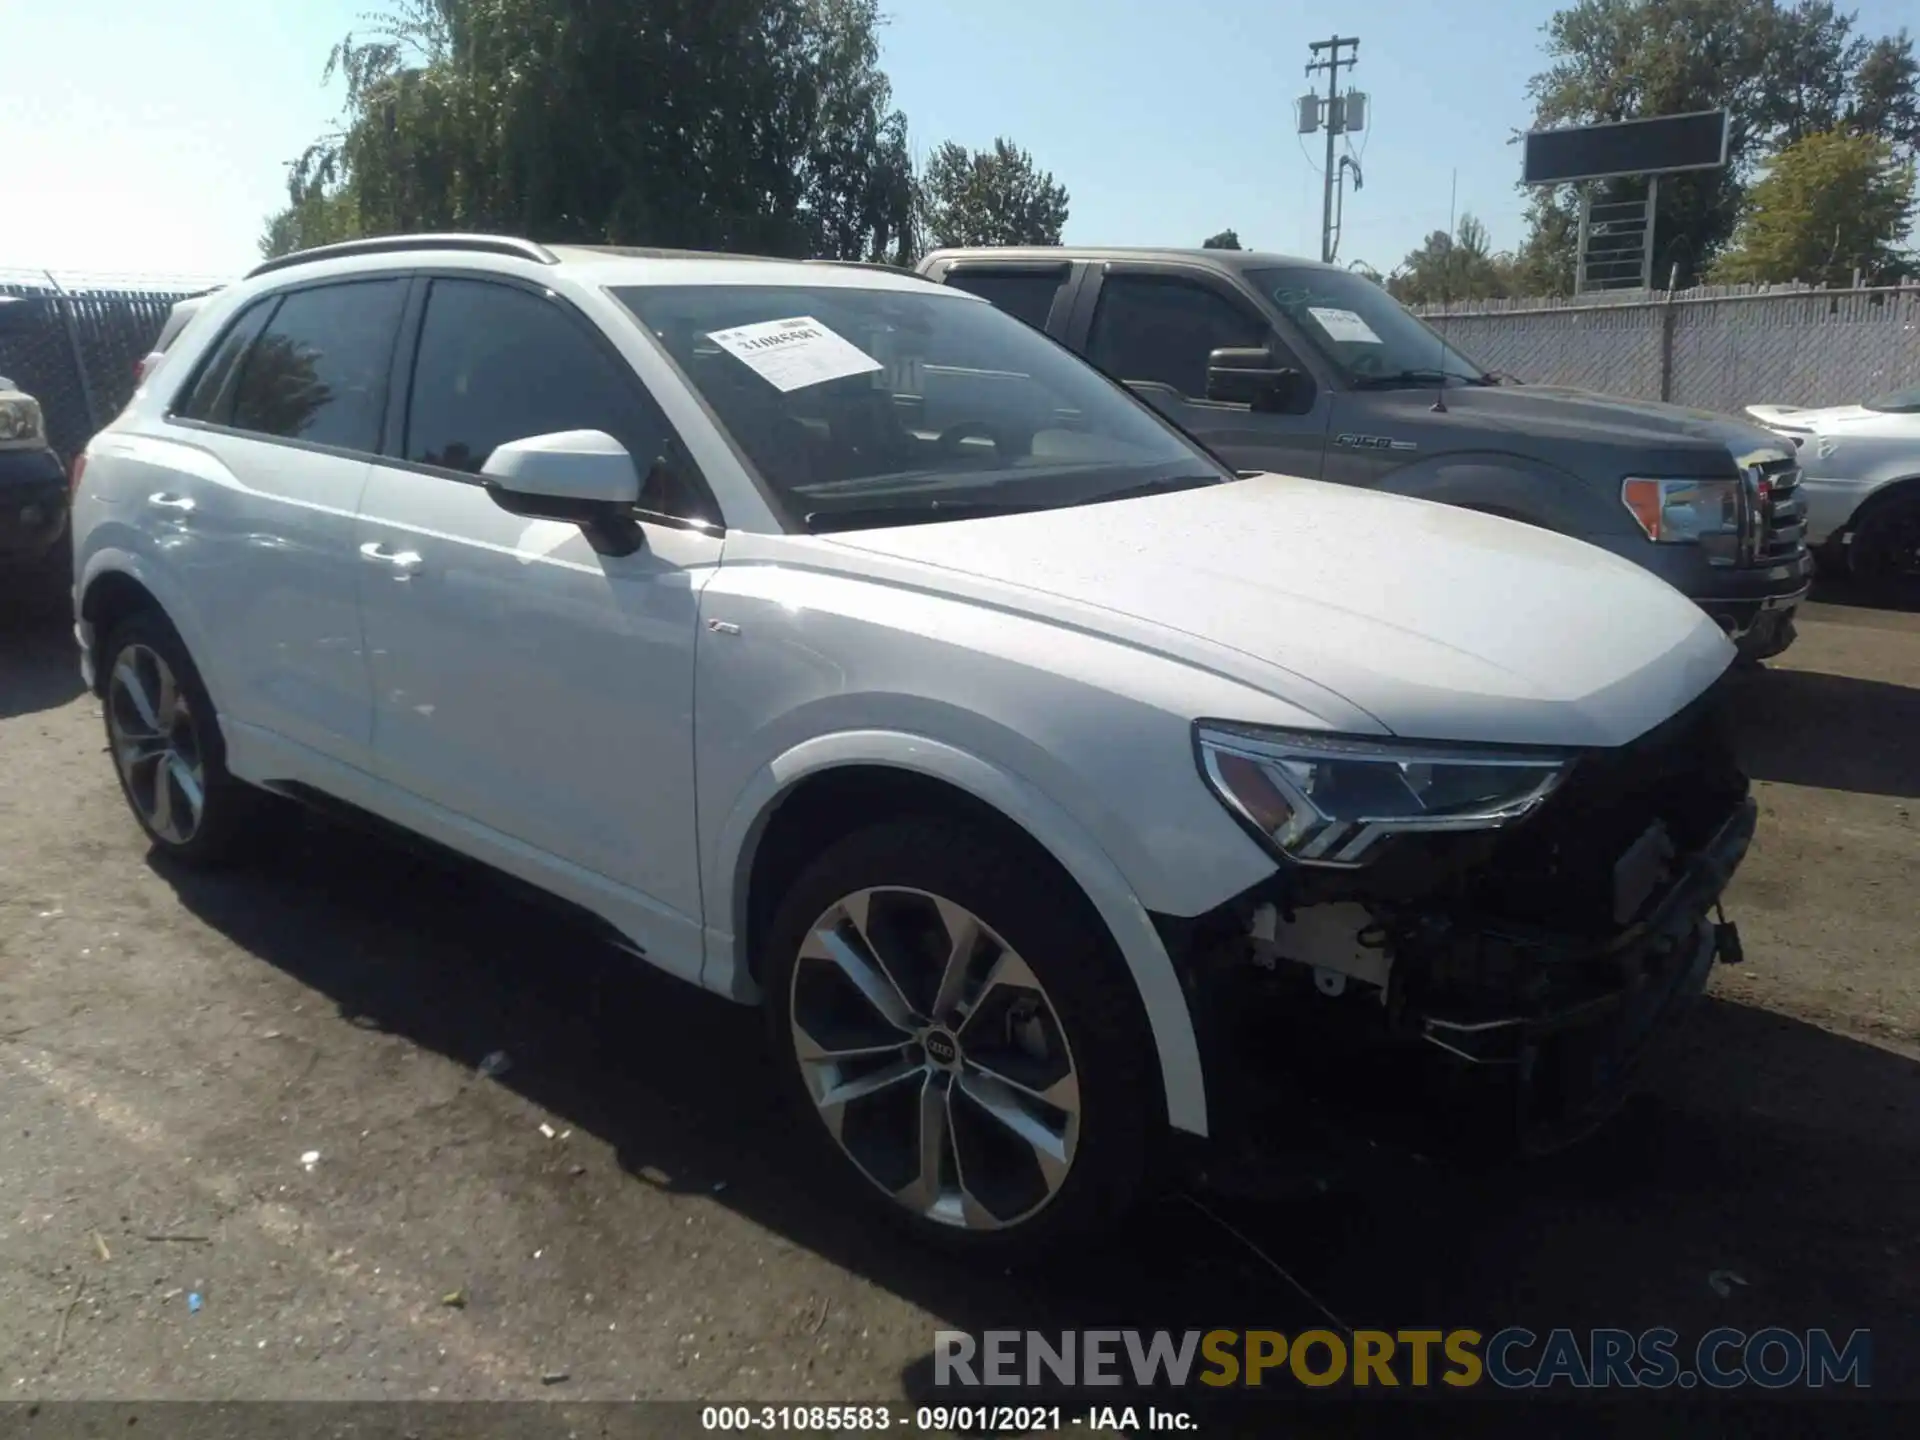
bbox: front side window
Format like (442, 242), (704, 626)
(1245, 266), (1490, 389)
(615, 283), (1230, 531)
(229, 280), (407, 451)
(404, 278), (713, 523)
(1085, 274), (1271, 397)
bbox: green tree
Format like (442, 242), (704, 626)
(1851, 30), (1920, 154)
(1202, 229), (1243, 249)
(1387, 214), (1510, 303)
(264, 0), (917, 262)
(1759, 0), (1867, 144)
(1510, 197), (1580, 295)
(1518, 0), (1920, 290)
(1711, 128), (1916, 283)
(259, 186), (360, 260)
(917, 138), (1069, 249)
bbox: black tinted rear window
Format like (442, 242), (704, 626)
(942, 267), (1067, 331)
(176, 300), (273, 424)
(229, 280), (407, 452)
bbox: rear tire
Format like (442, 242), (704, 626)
(1849, 489), (1920, 610)
(762, 815), (1158, 1261)
(99, 610), (264, 868)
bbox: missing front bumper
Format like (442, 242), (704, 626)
(1176, 796), (1758, 1179)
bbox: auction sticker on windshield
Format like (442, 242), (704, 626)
(1307, 307), (1382, 344)
(707, 316), (883, 392)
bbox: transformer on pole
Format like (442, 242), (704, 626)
(1303, 37), (1366, 265)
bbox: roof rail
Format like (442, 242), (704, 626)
(550, 244), (787, 262)
(802, 258), (943, 284)
(245, 234), (558, 280)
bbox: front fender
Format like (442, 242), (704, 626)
(1373, 451), (1625, 537)
(703, 728), (1212, 1138)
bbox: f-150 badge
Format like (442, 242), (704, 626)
(1335, 433), (1418, 451)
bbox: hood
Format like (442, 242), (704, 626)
(1746, 401), (1905, 433)
(827, 474), (1734, 749)
(1413, 383), (1793, 468)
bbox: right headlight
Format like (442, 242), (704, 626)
(0, 395), (44, 443)
(1620, 476), (1742, 546)
(1195, 722), (1573, 867)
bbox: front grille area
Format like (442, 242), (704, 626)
(1464, 681), (1748, 938)
(1755, 456), (1808, 562)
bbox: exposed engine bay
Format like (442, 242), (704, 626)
(1168, 681), (1757, 1170)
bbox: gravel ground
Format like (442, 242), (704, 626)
(3, 566), (1917, 1423)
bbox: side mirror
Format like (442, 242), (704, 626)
(482, 429), (645, 557)
(1205, 348), (1315, 414)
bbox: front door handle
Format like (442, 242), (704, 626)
(147, 492), (196, 513)
(359, 540), (425, 576)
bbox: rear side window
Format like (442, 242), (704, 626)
(942, 267), (1067, 331)
(228, 279), (407, 453)
(175, 300), (273, 423)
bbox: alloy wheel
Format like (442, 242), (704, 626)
(788, 887), (1081, 1230)
(106, 643), (207, 846)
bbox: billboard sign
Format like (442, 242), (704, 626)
(1522, 109), (1730, 185)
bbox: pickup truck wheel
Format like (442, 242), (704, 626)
(100, 612), (263, 867)
(1849, 488), (1920, 609)
(763, 816), (1155, 1260)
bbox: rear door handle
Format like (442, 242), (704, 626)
(359, 540), (425, 576)
(147, 492), (196, 513)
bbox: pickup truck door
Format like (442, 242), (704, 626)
(1063, 261), (1329, 479)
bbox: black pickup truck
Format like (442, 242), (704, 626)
(0, 372), (66, 574)
(918, 246), (1813, 660)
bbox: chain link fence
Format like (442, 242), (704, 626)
(0, 271), (228, 464)
(1411, 282), (1920, 413)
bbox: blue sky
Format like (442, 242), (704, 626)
(3, 0), (1913, 280)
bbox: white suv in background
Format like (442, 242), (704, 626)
(73, 235), (1757, 1256)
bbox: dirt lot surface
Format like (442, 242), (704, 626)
(3, 566), (1917, 1426)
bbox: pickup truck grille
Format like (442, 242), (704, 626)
(1753, 457), (1808, 562)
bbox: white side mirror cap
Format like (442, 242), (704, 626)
(481, 429), (641, 505)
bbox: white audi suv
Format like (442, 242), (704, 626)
(72, 235), (1756, 1256)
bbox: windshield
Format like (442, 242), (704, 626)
(1244, 266), (1489, 388)
(614, 283), (1231, 530)
(1864, 386), (1920, 413)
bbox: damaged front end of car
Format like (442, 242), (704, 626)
(1165, 681), (1756, 1193)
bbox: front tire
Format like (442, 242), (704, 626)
(100, 611), (262, 867)
(762, 816), (1158, 1260)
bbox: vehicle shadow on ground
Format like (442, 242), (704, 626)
(1725, 665), (1920, 799)
(148, 802), (1920, 1420)
(0, 567), (82, 720)
(1810, 568), (1920, 617)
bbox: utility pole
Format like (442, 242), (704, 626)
(1304, 35), (1361, 264)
